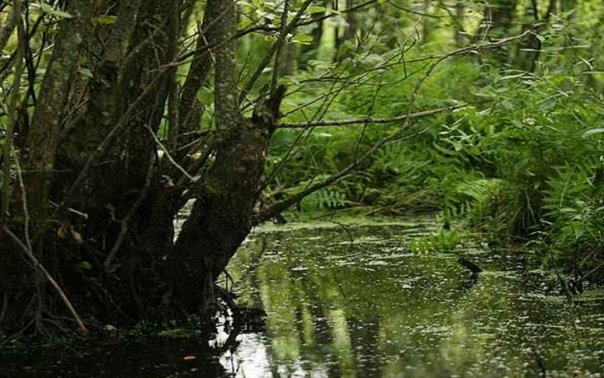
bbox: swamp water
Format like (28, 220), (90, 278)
(2, 219), (604, 377)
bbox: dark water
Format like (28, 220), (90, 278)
(2, 219), (604, 377)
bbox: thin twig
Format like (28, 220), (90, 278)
(2, 227), (88, 332)
(146, 125), (195, 182)
(103, 152), (156, 269)
(239, 0), (315, 104)
(279, 105), (464, 128)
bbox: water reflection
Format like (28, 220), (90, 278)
(2, 222), (603, 377)
(227, 223), (604, 377)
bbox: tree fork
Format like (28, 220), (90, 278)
(168, 0), (290, 313)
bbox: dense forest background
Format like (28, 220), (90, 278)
(0, 0), (603, 336)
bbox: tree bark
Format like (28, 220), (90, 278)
(177, 4), (221, 145)
(22, 1), (95, 218)
(0, 7), (16, 53)
(168, 0), (287, 313)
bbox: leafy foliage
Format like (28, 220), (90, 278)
(264, 0), (604, 284)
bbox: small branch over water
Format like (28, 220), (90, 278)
(278, 105), (464, 128)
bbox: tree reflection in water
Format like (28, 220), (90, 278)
(227, 222), (604, 377)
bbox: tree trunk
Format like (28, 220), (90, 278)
(279, 41), (297, 76)
(478, 0), (519, 64)
(22, 1), (95, 218)
(177, 4), (221, 145)
(515, 0), (541, 72)
(169, 0), (285, 312)
(299, 0), (327, 69)
(454, 1), (467, 47)
(335, 0), (358, 61)
(0, 8), (16, 53)
(1, 0), (181, 333)
(0, 0), (349, 335)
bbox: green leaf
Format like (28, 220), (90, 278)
(308, 5), (326, 13)
(292, 34), (314, 45)
(75, 261), (93, 271)
(582, 128), (604, 138)
(95, 15), (117, 25)
(574, 226), (586, 240)
(79, 68), (93, 79)
(34, 3), (73, 19)
(196, 86), (213, 105)
(501, 99), (514, 110)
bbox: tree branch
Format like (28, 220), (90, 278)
(239, 0), (314, 104)
(2, 227), (88, 332)
(177, 4), (224, 137)
(278, 105), (464, 128)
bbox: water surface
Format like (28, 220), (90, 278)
(2, 219), (603, 377)
(225, 220), (604, 377)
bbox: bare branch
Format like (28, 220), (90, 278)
(278, 105), (464, 128)
(146, 125), (196, 182)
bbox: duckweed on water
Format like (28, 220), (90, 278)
(2, 219), (603, 377)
